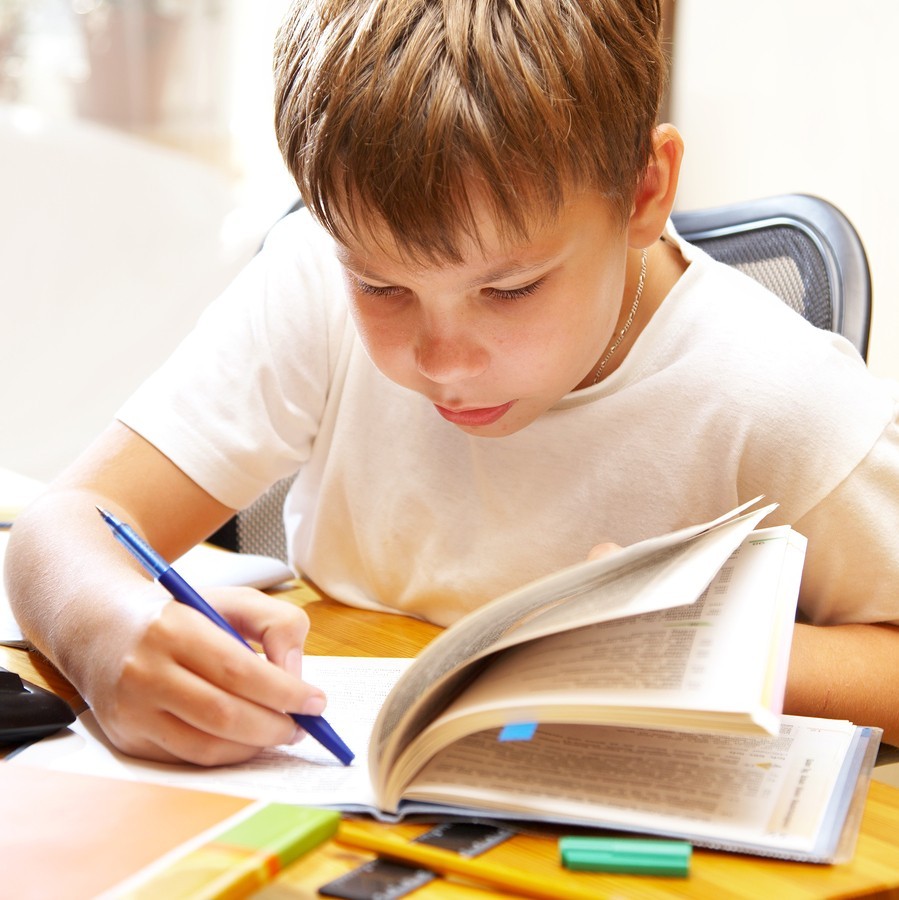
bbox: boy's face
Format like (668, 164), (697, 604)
(335, 189), (631, 437)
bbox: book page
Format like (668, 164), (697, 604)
(396, 716), (864, 858)
(372, 504), (778, 790)
(404, 529), (805, 761)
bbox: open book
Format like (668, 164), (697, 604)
(359, 498), (879, 863)
(11, 500), (881, 863)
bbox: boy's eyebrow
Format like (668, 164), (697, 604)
(468, 260), (553, 288)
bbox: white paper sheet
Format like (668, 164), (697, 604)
(10, 657), (411, 811)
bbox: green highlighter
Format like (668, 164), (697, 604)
(559, 835), (692, 877)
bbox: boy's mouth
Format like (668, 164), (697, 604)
(433, 401), (515, 427)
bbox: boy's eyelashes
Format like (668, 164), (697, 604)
(351, 275), (546, 302)
(353, 278), (405, 298)
(485, 279), (544, 301)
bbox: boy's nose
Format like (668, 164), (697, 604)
(415, 328), (489, 384)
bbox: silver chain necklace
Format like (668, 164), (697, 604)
(592, 248), (648, 384)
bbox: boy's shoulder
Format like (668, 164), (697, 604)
(252, 205), (348, 314)
(262, 203), (337, 260)
(634, 232), (888, 430)
(656, 230), (858, 368)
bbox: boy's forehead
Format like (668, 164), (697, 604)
(328, 185), (597, 274)
(317, 170), (563, 271)
(332, 213), (557, 278)
(330, 185), (621, 282)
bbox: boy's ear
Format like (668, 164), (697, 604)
(627, 124), (684, 249)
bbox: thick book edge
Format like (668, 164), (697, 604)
(374, 723), (879, 864)
(830, 726), (883, 864)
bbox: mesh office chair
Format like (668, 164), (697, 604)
(210, 476), (293, 562)
(212, 192), (873, 562)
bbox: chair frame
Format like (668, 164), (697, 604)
(671, 193), (871, 359)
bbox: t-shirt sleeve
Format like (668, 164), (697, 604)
(793, 412), (899, 626)
(116, 212), (351, 510)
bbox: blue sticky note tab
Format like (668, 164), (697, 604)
(499, 722), (537, 741)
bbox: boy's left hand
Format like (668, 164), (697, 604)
(587, 541), (622, 562)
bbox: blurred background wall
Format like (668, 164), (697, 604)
(668, 0), (899, 385)
(1, 0), (897, 482)
(0, 0), (297, 480)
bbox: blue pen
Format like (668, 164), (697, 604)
(96, 506), (354, 765)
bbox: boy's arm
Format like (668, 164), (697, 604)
(5, 421), (325, 765)
(781, 424), (899, 747)
(786, 622), (899, 746)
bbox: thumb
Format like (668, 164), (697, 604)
(587, 541), (623, 562)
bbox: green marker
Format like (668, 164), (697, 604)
(559, 835), (692, 877)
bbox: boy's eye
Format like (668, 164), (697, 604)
(485, 279), (544, 301)
(353, 278), (404, 298)
(350, 273), (544, 301)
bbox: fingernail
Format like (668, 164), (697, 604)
(285, 647), (303, 678)
(301, 694), (327, 717)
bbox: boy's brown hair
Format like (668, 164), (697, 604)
(274, 0), (666, 261)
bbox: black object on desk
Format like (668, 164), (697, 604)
(0, 667), (75, 744)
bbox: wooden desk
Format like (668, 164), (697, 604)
(4, 583), (899, 899)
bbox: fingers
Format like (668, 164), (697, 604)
(111, 661), (303, 766)
(185, 588), (325, 715)
(94, 590), (326, 766)
(210, 587), (312, 674)
(587, 541), (623, 562)
(103, 698), (288, 767)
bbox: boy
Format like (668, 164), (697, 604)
(7, 0), (899, 766)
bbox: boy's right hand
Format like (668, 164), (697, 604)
(4, 423), (325, 766)
(79, 583), (326, 766)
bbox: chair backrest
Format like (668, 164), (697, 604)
(671, 193), (871, 359)
(211, 193), (874, 561)
(209, 475), (293, 561)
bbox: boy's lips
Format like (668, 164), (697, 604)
(434, 400), (515, 426)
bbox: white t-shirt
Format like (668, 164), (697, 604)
(118, 209), (899, 627)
